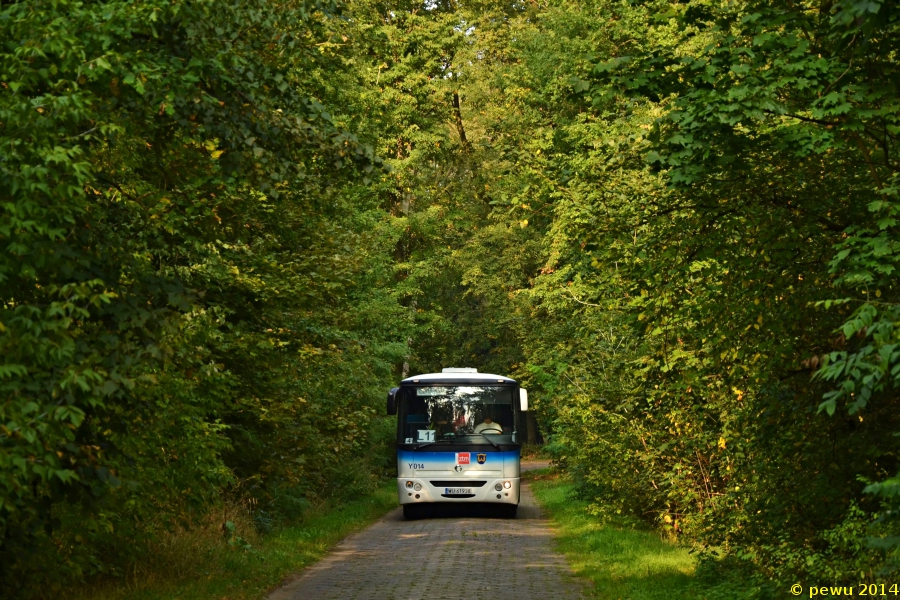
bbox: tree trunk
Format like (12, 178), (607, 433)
(526, 412), (538, 444)
(452, 91), (468, 149)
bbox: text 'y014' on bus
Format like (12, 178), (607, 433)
(386, 368), (528, 519)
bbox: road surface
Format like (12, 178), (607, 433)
(268, 461), (586, 600)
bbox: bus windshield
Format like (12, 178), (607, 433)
(399, 385), (515, 445)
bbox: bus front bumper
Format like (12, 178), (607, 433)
(397, 477), (520, 505)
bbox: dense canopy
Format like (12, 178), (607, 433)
(3, 0), (900, 596)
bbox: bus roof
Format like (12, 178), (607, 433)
(400, 370), (516, 385)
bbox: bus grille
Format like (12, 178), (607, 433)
(430, 480), (487, 487)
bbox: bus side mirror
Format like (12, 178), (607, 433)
(387, 387), (398, 415)
(519, 388), (528, 412)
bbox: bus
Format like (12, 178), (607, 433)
(386, 367), (528, 519)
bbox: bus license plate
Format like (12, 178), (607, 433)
(445, 488), (473, 495)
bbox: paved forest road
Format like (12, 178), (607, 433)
(268, 462), (587, 600)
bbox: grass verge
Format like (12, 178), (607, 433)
(73, 480), (397, 600)
(521, 443), (553, 460)
(527, 469), (700, 600)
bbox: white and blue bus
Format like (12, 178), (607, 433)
(386, 368), (528, 519)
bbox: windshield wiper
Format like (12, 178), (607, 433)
(478, 432), (501, 449)
(413, 441), (436, 450)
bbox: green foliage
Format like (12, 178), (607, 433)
(71, 482), (397, 600)
(1, 0), (400, 593)
(529, 470), (698, 600)
(7, 0), (900, 594)
(514, 0), (900, 587)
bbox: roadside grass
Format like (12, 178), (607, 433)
(521, 443), (554, 460)
(527, 469), (700, 600)
(72, 480), (397, 600)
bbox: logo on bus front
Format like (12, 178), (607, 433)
(477, 453), (487, 464)
(456, 452), (470, 465)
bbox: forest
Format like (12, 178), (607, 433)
(2, 0), (899, 597)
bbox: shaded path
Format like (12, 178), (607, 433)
(268, 461), (585, 600)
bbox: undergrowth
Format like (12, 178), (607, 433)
(528, 468), (700, 600)
(68, 481), (397, 600)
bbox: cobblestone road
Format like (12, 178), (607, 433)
(268, 464), (586, 600)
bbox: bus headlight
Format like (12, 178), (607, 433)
(503, 481), (511, 489)
(405, 481), (413, 489)
(494, 483), (503, 491)
(414, 483), (422, 491)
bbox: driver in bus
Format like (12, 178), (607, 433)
(474, 416), (503, 434)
